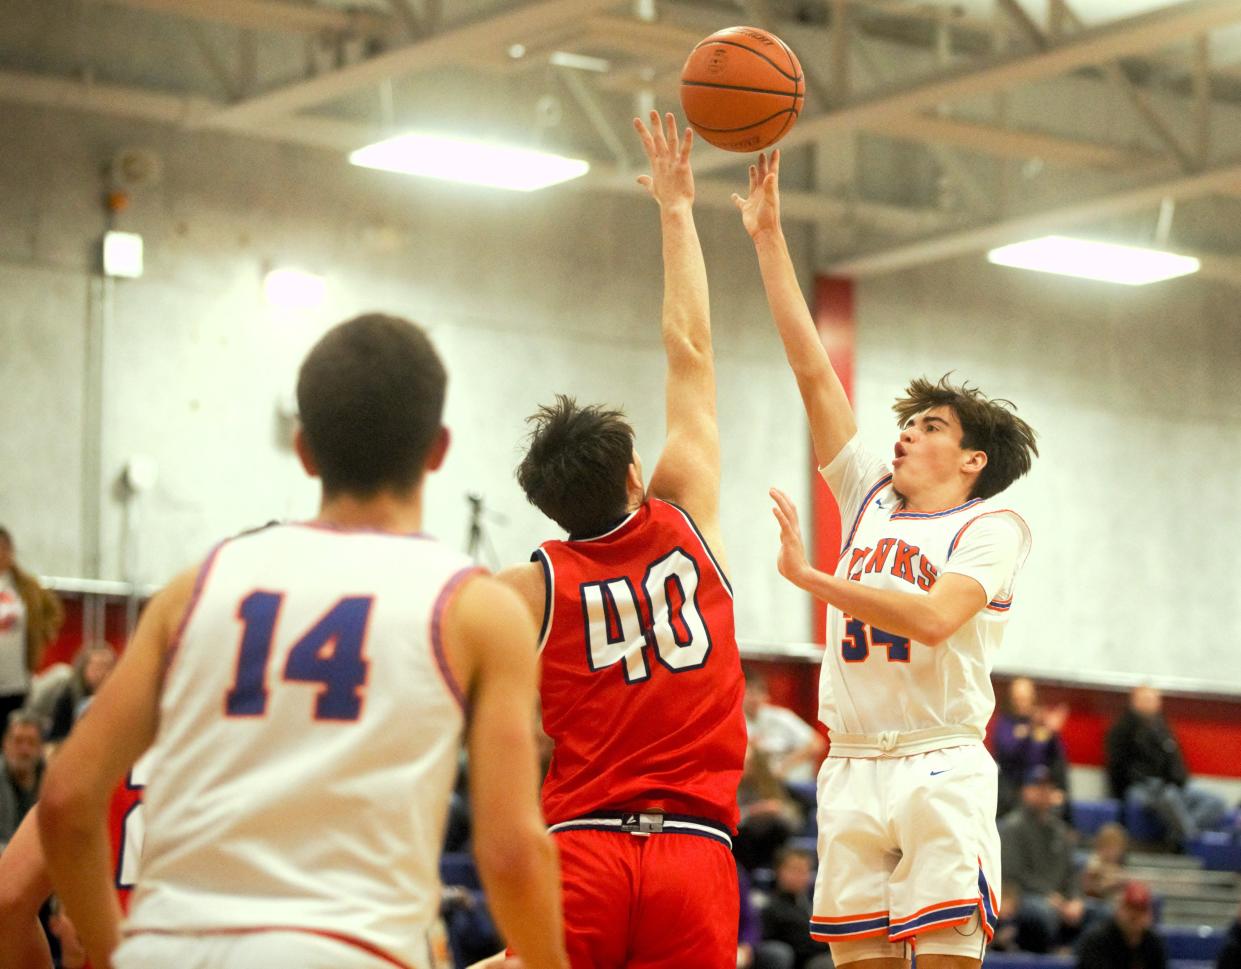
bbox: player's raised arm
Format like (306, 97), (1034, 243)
(733, 151), (856, 468)
(447, 576), (568, 969)
(38, 567), (194, 969)
(0, 807), (55, 969)
(634, 110), (726, 557)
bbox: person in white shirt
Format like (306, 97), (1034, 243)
(735, 151), (1037, 969)
(744, 669), (825, 784)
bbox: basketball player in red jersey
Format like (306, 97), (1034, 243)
(498, 111), (746, 968)
(0, 765), (144, 969)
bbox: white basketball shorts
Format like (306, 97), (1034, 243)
(809, 742), (1001, 963)
(115, 929), (427, 969)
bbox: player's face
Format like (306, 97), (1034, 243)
(891, 406), (977, 499)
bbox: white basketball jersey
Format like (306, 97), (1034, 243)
(126, 523), (478, 969)
(818, 436), (1031, 738)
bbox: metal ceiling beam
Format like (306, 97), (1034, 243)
(825, 155), (1241, 276)
(91, 0), (391, 36)
(693, 0), (1241, 175)
(860, 113), (1157, 170)
(195, 0), (621, 131)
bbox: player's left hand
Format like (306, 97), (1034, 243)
(770, 487), (812, 587)
(633, 110), (695, 210)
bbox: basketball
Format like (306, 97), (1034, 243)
(679, 26), (804, 153)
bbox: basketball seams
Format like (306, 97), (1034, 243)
(687, 39), (803, 85)
(684, 108), (800, 135)
(682, 78), (807, 99)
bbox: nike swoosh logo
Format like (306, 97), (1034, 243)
(930, 769), (952, 776)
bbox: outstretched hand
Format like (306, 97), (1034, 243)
(633, 110), (695, 210)
(732, 150), (781, 240)
(770, 487), (811, 587)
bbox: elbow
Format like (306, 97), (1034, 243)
(918, 613), (961, 649)
(36, 773), (91, 850)
(664, 331), (712, 364)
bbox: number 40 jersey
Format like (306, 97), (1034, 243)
(534, 499), (746, 831)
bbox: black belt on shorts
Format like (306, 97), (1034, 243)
(548, 811), (732, 849)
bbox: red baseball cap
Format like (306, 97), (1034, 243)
(1121, 881), (1153, 911)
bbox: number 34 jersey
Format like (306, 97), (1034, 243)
(535, 499), (746, 831)
(820, 436), (1032, 739)
(127, 523), (477, 969)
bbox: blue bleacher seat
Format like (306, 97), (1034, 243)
(1072, 799), (1122, 838)
(1159, 926), (1226, 961)
(1188, 831), (1241, 872)
(439, 851), (481, 890)
(1124, 797), (1167, 843)
(983, 952), (1074, 969)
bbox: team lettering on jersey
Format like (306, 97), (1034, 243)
(845, 539), (940, 591)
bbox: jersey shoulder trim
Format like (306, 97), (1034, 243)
(429, 565), (487, 711)
(163, 538), (230, 681)
(530, 548), (554, 652)
(889, 497), (983, 521)
(655, 499), (733, 599)
(841, 474), (894, 558)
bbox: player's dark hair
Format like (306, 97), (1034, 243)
(0, 527), (10, 548)
(297, 313), (446, 498)
(893, 375), (1038, 500)
(516, 395), (635, 537)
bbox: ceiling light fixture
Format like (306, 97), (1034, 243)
(986, 235), (1200, 286)
(350, 133), (590, 192)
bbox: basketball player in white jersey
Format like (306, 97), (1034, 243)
(38, 314), (570, 969)
(733, 153), (1037, 969)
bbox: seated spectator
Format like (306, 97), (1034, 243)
(46, 642), (117, 744)
(760, 847), (833, 969)
(1076, 881), (1166, 969)
(734, 742), (803, 872)
(992, 881), (1053, 954)
(1106, 685), (1227, 850)
(1082, 823), (1129, 904)
(0, 711), (45, 848)
(1000, 765), (1088, 952)
(991, 676), (1069, 817)
(0, 527), (64, 727)
(744, 670), (825, 784)
(739, 861), (797, 969)
(1217, 900), (1241, 969)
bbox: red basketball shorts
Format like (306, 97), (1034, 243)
(552, 818), (738, 969)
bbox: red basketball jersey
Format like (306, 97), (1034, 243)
(107, 761), (148, 914)
(535, 499), (745, 829)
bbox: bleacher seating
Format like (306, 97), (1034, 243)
(1072, 799), (1122, 838)
(1160, 925), (1227, 961)
(1190, 831), (1241, 873)
(1124, 797), (1168, 845)
(440, 851), (481, 890)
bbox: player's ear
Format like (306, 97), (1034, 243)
(962, 448), (987, 476)
(294, 426), (319, 478)
(425, 426), (451, 472)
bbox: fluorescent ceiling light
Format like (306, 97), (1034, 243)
(549, 50), (610, 72)
(102, 230), (144, 278)
(350, 134), (590, 192)
(264, 268), (325, 309)
(987, 235), (1200, 286)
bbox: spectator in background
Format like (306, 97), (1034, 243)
(1076, 881), (1166, 969)
(0, 711), (45, 848)
(0, 527), (64, 727)
(760, 847), (833, 969)
(1000, 765), (1087, 952)
(1216, 900), (1241, 969)
(45, 642), (117, 745)
(738, 861), (797, 969)
(991, 676), (1069, 817)
(1106, 685), (1227, 850)
(1082, 823), (1130, 905)
(735, 742), (803, 872)
(744, 670), (825, 785)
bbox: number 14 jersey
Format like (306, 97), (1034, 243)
(535, 499), (746, 830)
(820, 436), (1032, 739)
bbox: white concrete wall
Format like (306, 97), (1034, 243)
(852, 258), (1241, 693)
(0, 104), (812, 645)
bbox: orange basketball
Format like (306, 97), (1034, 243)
(680, 26), (804, 153)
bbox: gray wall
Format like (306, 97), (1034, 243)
(853, 259), (1241, 692)
(0, 103), (812, 645)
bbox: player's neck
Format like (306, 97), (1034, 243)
(898, 479), (975, 514)
(315, 488), (424, 534)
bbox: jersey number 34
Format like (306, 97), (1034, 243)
(579, 548), (712, 684)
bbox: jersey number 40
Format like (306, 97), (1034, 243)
(579, 547), (712, 684)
